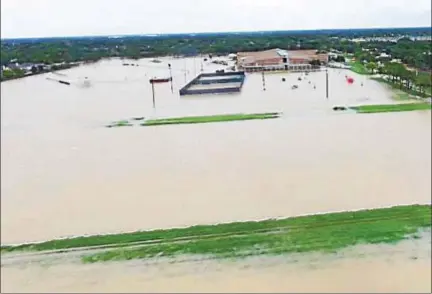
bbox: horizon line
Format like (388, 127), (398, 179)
(2, 25), (431, 41)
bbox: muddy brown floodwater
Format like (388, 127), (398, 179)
(1, 235), (431, 293)
(1, 56), (431, 292)
(1, 57), (430, 244)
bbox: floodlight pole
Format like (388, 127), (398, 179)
(168, 63), (173, 93)
(184, 59), (187, 83)
(325, 68), (329, 99)
(150, 80), (156, 109)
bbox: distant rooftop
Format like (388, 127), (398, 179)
(237, 48), (328, 63)
(276, 49), (288, 57)
(237, 48), (288, 65)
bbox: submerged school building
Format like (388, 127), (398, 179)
(236, 48), (329, 72)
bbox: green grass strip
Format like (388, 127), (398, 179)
(79, 205), (431, 263)
(106, 120), (133, 128)
(2, 205), (430, 260)
(141, 112), (281, 127)
(350, 103), (431, 113)
(348, 61), (370, 75)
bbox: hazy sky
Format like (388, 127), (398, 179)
(1, 0), (431, 38)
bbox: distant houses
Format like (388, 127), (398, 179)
(1, 61), (80, 81)
(350, 35), (432, 43)
(3, 62), (49, 73)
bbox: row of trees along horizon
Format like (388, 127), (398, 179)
(1, 33), (431, 69)
(1, 33), (431, 93)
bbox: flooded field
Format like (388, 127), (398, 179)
(1, 56), (431, 293)
(1, 56), (431, 245)
(2, 235), (431, 293)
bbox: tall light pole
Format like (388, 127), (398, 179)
(262, 71), (266, 91)
(325, 68), (329, 99)
(168, 63), (173, 93)
(150, 79), (156, 109)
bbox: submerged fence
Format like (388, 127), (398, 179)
(179, 71), (246, 96)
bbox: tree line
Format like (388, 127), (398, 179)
(2, 29), (431, 70)
(379, 63), (431, 96)
(1, 29), (431, 87)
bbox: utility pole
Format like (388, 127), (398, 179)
(325, 68), (329, 99)
(168, 63), (173, 93)
(150, 79), (156, 109)
(262, 71), (266, 91)
(184, 59), (187, 83)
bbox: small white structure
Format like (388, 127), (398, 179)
(378, 53), (391, 59)
(228, 53), (237, 60)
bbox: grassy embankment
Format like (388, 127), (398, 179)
(106, 113), (281, 128)
(350, 103), (431, 113)
(348, 61), (369, 75)
(1, 205), (430, 264)
(371, 77), (431, 100)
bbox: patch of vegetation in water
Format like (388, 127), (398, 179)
(391, 91), (413, 101)
(141, 112), (281, 127)
(106, 120), (133, 128)
(1, 205), (430, 264)
(350, 103), (431, 113)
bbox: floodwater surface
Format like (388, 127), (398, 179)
(1, 57), (431, 244)
(1, 236), (431, 293)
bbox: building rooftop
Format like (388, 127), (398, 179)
(237, 48), (284, 64)
(238, 49), (326, 59)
